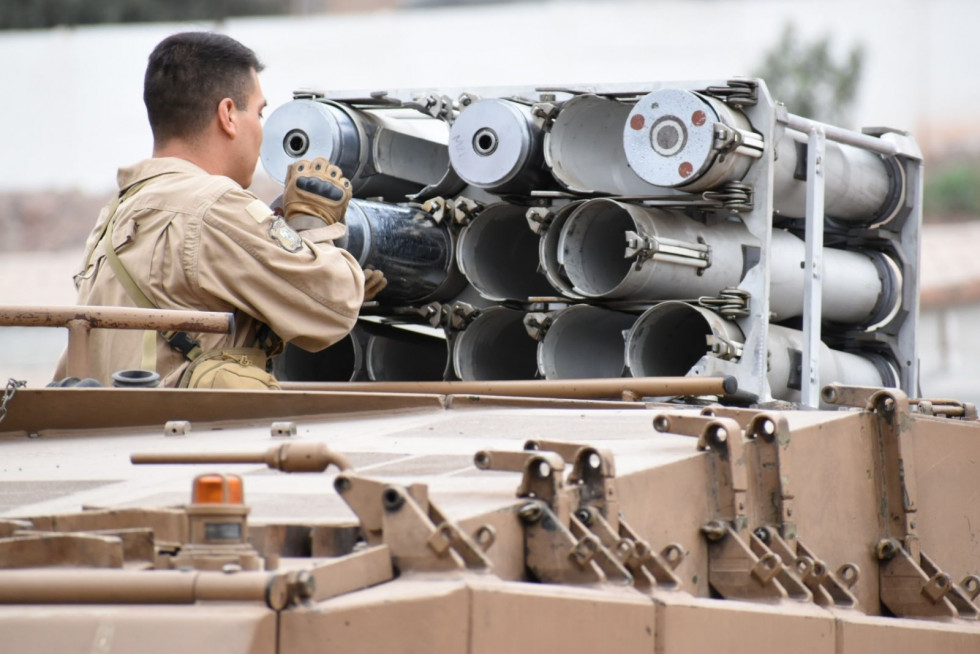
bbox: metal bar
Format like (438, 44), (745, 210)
(783, 113), (898, 156)
(130, 442), (352, 473)
(0, 305), (233, 334)
(65, 319), (92, 379)
(280, 376), (737, 399)
(801, 127), (826, 408)
(0, 569), (288, 609)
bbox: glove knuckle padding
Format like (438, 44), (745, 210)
(297, 176), (346, 201)
(284, 158), (352, 226)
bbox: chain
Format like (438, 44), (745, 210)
(0, 378), (26, 425)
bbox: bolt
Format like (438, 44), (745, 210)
(333, 476), (351, 494)
(518, 502), (543, 524)
(575, 508), (593, 526)
(753, 527), (771, 545)
(382, 488), (405, 512)
(292, 571), (316, 600)
(701, 520), (727, 542)
(876, 538), (899, 561)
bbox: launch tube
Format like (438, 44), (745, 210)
(261, 99), (453, 201)
(363, 323), (449, 382)
(623, 89), (903, 225)
(559, 199), (896, 324)
(545, 95), (664, 195)
(449, 99), (556, 195)
(456, 203), (557, 301)
(625, 302), (892, 403)
(537, 305), (636, 379)
(340, 199), (466, 305)
(273, 327), (366, 383)
(453, 307), (539, 381)
(558, 199), (752, 300)
(772, 128), (904, 224)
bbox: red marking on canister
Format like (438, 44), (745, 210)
(679, 162), (693, 178)
(630, 114), (646, 130)
(691, 110), (706, 127)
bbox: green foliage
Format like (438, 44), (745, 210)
(0, 0), (288, 30)
(924, 161), (980, 218)
(754, 23), (865, 126)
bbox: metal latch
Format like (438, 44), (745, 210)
(624, 231), (711, 271)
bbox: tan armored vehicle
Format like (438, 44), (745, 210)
(4, 79), (979, 653)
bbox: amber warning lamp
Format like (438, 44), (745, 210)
(171, 473), (262, 571)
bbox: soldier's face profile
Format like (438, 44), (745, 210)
(234, 68), (266, 188)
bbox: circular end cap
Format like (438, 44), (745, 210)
(449, 99), (534, 189)
(260, 100), (350, 184)
(722, 375), (738, 395)
(623, 89), (718, 187)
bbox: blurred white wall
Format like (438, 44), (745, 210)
(0, 0), (977, 194)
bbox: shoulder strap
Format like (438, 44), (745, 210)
(101, 177), (204, 363)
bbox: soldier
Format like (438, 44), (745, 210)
(53, 31), (384, 388)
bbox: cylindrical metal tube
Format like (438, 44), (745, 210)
(537, 306), (636, 379)
(132, 442), (352, 473)
(456, 203), (556, 301)
(280, 375), (738, 399)
(623, 88), (760, 191)
(273, 327), (366, 383)
(340, 199), (466, 305)
(768, 229), (897, 324)
(362, 322), (449, 382)
(621, 89), (904, 224)
(453, 307), (539, 381)
(772, 128), (904, 224)
(544, 95), (663, 195)
(261, 99), (452, 200)
(766, 324), (888, 404)
(448, 98), (556, 195)
(0, 306), (233, 333)
(557, 199), (895, 325)
(626, 302), (743, 379)
(625, 302), (890, 403)
(558, 199), (753, 300)
(0, 569), (286, 609)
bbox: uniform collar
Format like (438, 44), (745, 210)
(117, 157), (210, 191)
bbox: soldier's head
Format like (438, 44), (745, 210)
(144, 32), (266, 187)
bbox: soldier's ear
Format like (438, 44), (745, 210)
(216, 98), (237, 139)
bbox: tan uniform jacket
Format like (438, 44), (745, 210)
(54, 157), (365, 386)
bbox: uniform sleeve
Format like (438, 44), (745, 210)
(193, 189), (365, 352)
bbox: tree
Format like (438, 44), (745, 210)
(754, 23), (865, 127)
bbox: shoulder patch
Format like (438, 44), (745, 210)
(246, 198), (274, 224)
(268, 217), (304, 253)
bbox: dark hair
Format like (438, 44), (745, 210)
(144, 32), (264, 143)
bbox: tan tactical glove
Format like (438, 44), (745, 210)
(363, 267), (387, 302)
(282, 157), (352, 228)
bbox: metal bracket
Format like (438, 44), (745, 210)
(522, 312), (553, 341)
(333, 473), (489, 573)
(525, 207), (553, 235)
(823, 383), (979, 420)
(474, 449), (568, 524)
(875, 538), (976, 619)
(701, 521), (788, 601)
(517, 500), (607, 585)
(755, 526), (858, 608)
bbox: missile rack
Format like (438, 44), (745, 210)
(260, 78), (923, 405)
